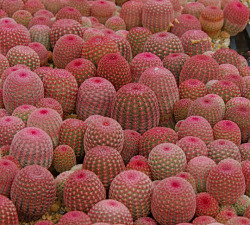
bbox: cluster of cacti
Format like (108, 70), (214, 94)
(0, 0), (250, 223)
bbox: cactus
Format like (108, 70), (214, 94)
(29, 25), (51, 50)
(182, 2), (205, 19)
(179, 55), (220, 84)
(177, 136), (208, 162)
(0, 194), (19, 225)
(162, 53), (190, 85)
(105, 16), (126, 31)
(223, 1), (249, 36)
(28, 42), (48, 66)
(186, 156), (216, 193)
(58, 211), (92, 225)
(173, 99), (193, 122)
(127, 27), (152, 57)
(24, 0), (45, 15)
(126, 158), (152, 180)
(0, 159), (19, 197)
(88, 199), (133, 225)
(181, 30), (212, 56)
(178, 116), (214, 145)
(111, 83), (160, 134)
(64, 169), (106, 213)
(55, 171), (73, 201)
(83, 146), (125, 189)
(2, 0), (24, 17)
(179, 79), (207, 100)
(53, 34), (84, 69)
(139, 127), (178, 158)
(27, 108), (62, 147)
(171, 14), (201, 38)
(139, 67), (179, 128)
(84, 116), (124, 153)
(43, 69), (78, 116)
(65, 58), (96, 87)
(9, 127), (53, 168)
(12, 10), (32, 27)
(36, 98), (63, 119)
(148, 143), (187, 180)
(10, 165), (56, 222)
(67, 0), (90, 17)
(142, 0), (174, 33)
(206, 159), (246, 205)
(130, 52), (163, 82)
(151, 177), (196, 225)
(53, 145), (76, 173)
(12, 104), (37, 125)
(239, 143), (250, 161)
(28, 15), (53, 29)
(0, 116), (25, 147)
(233, 195), (250, 216)
(50, 19), (83, 48)
(55, 6), (82, 23)
(109, 170), (152, 220)
(144, 32), (184, 60)
(97, 53), (132, 90)
(213, 120), (241, 146)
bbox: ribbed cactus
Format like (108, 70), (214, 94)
(88, 199), (133, 225)
(0, 159), (19, 197)
(151, 177), (196, 225)
(24, 0), (45, 15)
(53, 145), (76, 173)
(43, 69), (78, 116)
(134, 217), (157, 225)
(186, 156), (216, 193)
(130, 52), (163, 82)
(219, 64), (239, 76)
(28, 42), (48, 66)
(195, 192), (220, 217)
(67, 0), (90, 16)
(65, 58), (96, 87)
(192, 216), (217, 224)
(148, 143), (186, 180)
(215, 207), (237, 224)
(177, 136), (208, 162)
(182, 2), (205, 19)
(239, 143), (250, 161)
(58, 211), (92, 225)
(27, 108), (63, 147)
(76, 77), (116, 120)
(12, 104), (37, 125)
(0, 194), (19, 225)
(127, 27), (152, 58)
(2, 0), (24, 16)
(224, 105), (250, 143)
(179, 79), (207, 100)
(233, 195), (250, 216)
(171, 14), (201, 38)
(28, 15), (53, 29)
(225, 217), (250, 225)
(50, 19), (83, 48)
(53, 34), (84, 69)
(199, 6), (224, 38)
(213, 120), (241, 146)
(111, 83), (160, 134)
(3, 69), (44, 114)
(0, 116), (25, 147)
(139, 66), (179, 128)
(179, 55), (220, 84)
(10, 165), (56, 222)
(83, 146), (125, 189)
(139, 127), (178, 158)
(187, 95), (223, 127)
(0, 54), (9, 75)
(181, 30), (211, 57)
(29, 25), (51, 50)
(82, 36), (119, 66)
(175, 172), (197, 194)
(55, 6), (82, 23)
(55, 170), (73, 201)
(207, 159), (246, 205)
(142, 0), (174, 33)
(178, 116), (214, 145)
(120, 1), (143, 30)
(9, 127), (53, 168)
(109, 170), (152, 220)
(212, 49), (242, 69)
(173, 99), (193, 122)
(126, 158), (152, 180)
(0, 22), (31, 56)
(223, 1), (249, 36)
(162, 53), (190, 85)
(105, 16), (126, 31)
(36, 98), (63, 119)
(64, 169), (106, 213)
(207, 139), (241, 164)
(12, 10), (32, 28)
(84, 116), (124, 153)
(6, 45), (40, 71)
(121, 130), (141, 165)
(144, 32), (184, 60)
